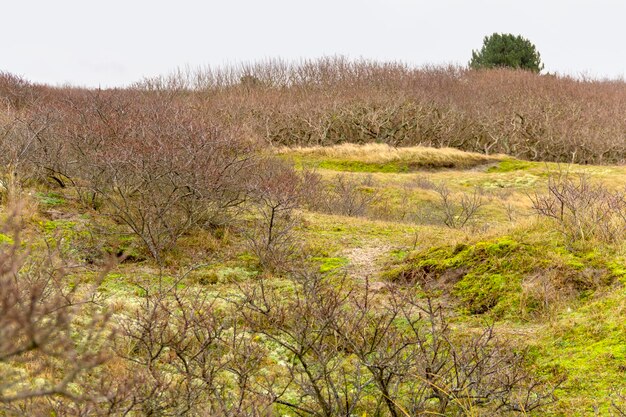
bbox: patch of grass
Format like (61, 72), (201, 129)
(390, 248), (409, 261)
(301, 211), (438, 252)
(36, 192), (65, 206)
(315, 158), (409, 173)
(462, 173), (539, 189)
(487, 159), (535, 173)
(39, 219), (77, 233)
(279, 143), (503, 173)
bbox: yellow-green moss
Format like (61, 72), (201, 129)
(529, 289), (626, 415)
(487, 159), (536, 173)
(0, 233), (14, 245)
(312, 256), (349, 273)
(383, 232), (619, 319)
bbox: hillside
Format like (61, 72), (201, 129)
(0, 65), (625, 416)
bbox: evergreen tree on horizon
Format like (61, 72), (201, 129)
(470, 33), (544, 73)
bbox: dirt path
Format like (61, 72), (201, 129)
(342, 242), (391, 280)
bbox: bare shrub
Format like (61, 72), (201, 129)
(433, 183), (486, 228)
(236, 271), (369, 417)
(412, 175), (438, 190)
(112, 277), (275, 416)
(335, 281), (559, 416)
(244, 159), (309, 270)
(324, 173), (380, 217)
(0, 206), (113, 412)
(52, 91), (257, 263)
(531, 174), (626, 246)
(236, 268), (559, 416)
(0, 111), (52, 203)
(0, 72), (40, 111)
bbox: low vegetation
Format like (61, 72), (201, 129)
(0, 62), (624, 416)
(278, 143), (503, 172)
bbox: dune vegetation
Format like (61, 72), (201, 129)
(0, 59), (625, 416)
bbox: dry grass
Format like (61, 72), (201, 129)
(278, 143), (504, 170)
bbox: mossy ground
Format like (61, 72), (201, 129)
(4, 147), (625, 416)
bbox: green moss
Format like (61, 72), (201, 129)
(291, 155), (489, 173)
(390, 249), (409, 261)
(530, 289), (626, 415)
(114, 235), (145, 262)
(312, 256), (349, 273)
(455, 273), (521, 315)
(383, 232), (619, 319)
(0, 233), (14, 245)
(236, 251), (258, 264)
(608, 260), (626, 281)
(487, 159), (535, 173)
(317, 159), (408, 173)
(40, 219), (77, 233)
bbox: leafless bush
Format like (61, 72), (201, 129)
(433, 183), (486, 228)
(324, 173), (380, 217)
(236, 271), (369, 416)
(48, 91), (257, 263)
(0, 111), (53, 203)
(0, 72), (41, 111)
(112, 277), (276, 416)
(334, 280), (559, 416)
(531, 174), (626, 245)
(0, 206), (113, 414)
(235, 268), (559, 416)
(412, 175), (438, 190)
(244, 159), (311, 270)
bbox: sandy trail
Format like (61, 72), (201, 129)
(342, 242), (391, 283)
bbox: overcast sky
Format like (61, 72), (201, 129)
(2, 0), (625, 87)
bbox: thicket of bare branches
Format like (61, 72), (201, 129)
(0, 205), (560, 416)
(235, 271), (559, 416)
(244, 159), (315, 270)
(3, 59), (626, 166)
(0, 86), (301, 263)
(323, 174), (380, 217)
(531, 173), (626, 246)
(0, 207), (112, 415)
(135, 57), (626, 164)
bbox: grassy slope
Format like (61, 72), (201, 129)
(281, 146), (626, 415)
(277, 143), (506, 172)
(7, 145), (625, 416)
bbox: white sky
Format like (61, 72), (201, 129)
(2, 0), (625, 87)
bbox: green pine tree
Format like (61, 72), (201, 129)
(470, 33), (544, 73)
